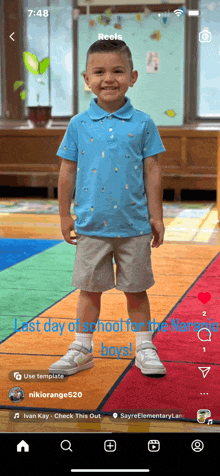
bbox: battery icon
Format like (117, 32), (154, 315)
(188, 10), (200, 16)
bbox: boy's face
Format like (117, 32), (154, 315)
(83, 52), (138, 112)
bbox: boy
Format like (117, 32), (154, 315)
(49, 39), (166, 377)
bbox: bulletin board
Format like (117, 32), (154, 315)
(77, 8), (185, 125)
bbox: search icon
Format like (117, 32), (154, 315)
(60, 440), (73, 452)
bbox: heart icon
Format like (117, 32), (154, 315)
(198, 292), (211, 304)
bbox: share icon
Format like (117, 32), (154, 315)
(198, 367), (211, 378)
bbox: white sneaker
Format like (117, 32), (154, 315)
(135, 340), (166, 375)
(49, 341), (94, 376)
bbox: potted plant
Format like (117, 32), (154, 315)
(13, 52), (52, 127)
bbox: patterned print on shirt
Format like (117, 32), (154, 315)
(75, 121), (148, 234)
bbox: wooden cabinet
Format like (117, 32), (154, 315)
(159, 127), (220, 201)
(0, 125), (220, 213)
(0, 127), (63, 198)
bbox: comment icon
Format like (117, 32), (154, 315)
(197, 327), (211, 342)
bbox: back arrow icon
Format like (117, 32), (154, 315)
(9, 32), (15, 41)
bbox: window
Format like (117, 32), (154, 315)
(1, 0), (220, 123)
(197, 0), (220, 118)
(24, 0), (73, 117)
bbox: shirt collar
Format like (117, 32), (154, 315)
(87, 96), (134, 121)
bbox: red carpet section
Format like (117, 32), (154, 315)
(101, 253), (220, 423)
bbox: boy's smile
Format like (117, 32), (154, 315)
(83, 52), (138, 113)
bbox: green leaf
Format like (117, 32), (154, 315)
(13, 81), (24, 91)
(39, 57), (50, 75)
(20, 89), (28, 100)
(23, 52), (39, 75)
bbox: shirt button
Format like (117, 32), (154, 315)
(108, 116), (112, 119)
(109, 128), (113, 132)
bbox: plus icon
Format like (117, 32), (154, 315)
(104, 440), (117, 452)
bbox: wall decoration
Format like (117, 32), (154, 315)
(159, 14), (172, 28)
(97, 9), (112, 26)
(104, 8), (112, 16)
(143, 7), (151, 18)
(114, 15), (122, 30)
(164, 109), (177, 117)
(161, 14), (168, 26)
(89, 19), (95, 28)
(146, 52), (160, 73)
(135, 13), (142, 23)
(150, 30), (161, 41)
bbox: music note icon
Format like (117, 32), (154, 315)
(14, 413), (19, 419)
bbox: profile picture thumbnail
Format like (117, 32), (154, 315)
(8, 387), (25, 403)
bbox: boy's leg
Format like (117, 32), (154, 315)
(76, 290), (102, 334)
(125, 291), (151, 332)
(124, 291), (166, 375)
(74, 290), (102, 349)
(49, 290), (102, 375)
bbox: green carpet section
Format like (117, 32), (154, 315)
(0, 242), (77, 343)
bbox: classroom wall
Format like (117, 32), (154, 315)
(78, 10), (185, 125)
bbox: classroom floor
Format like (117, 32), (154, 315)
(0, 199), (220, 433)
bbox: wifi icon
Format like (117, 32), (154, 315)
(174, 9), (183, 16)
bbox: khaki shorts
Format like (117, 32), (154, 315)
(71, 232), (155, 293)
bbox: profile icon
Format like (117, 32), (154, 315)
(8, 387), (25, 403)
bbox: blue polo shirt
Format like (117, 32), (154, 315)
(56, 96), (166, 237)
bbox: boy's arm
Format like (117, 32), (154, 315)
(58, 158), (78, 245)
(143, 154), (164, 247)
(144, 154), (163, 221)
(58, 158), (77, 217)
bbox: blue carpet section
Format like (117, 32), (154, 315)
(0, 238), (63, 271)
(0, 238), (77, 342)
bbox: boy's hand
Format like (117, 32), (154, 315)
(60, 216), (77, 245)
(150, 219), (165, 248)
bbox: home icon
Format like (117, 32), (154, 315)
(17, 440), (29, 452)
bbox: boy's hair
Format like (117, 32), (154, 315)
(86, 39), (133, 73)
